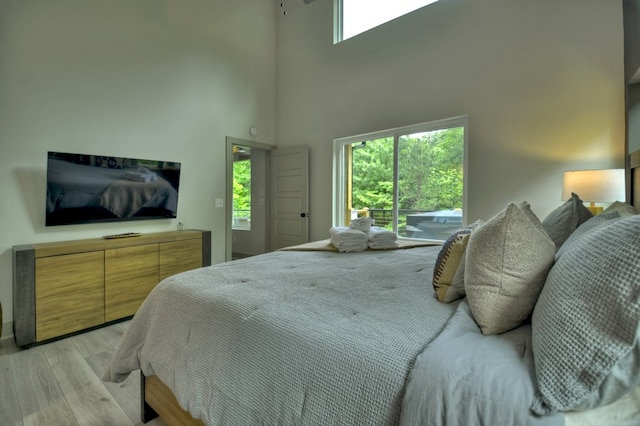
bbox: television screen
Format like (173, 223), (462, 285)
(46, 152), (181, 226)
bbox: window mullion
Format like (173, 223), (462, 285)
(392, 135), (400, 234)
(333, 0), (343, 44)
(345, 143), (353, 225)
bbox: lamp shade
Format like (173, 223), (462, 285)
(562, 169), (625, 202)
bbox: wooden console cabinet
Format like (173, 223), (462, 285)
(13, 230), (211, 347)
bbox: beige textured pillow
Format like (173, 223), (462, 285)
(465, 202), (556, 335)
(432, 229), (471, 303)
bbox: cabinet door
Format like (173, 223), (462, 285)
(159, 239), (202, 281)
(35, 251), (104, 342)
(105, 244), (159, 322)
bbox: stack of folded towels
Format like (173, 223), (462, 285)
(329, 217), (399, 252)
(367, 226), (398, 249)
(329, 226), (368, 252)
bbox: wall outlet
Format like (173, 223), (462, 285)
(215, 198), (224, 208)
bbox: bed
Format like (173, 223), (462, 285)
(103, 152), (640, 425)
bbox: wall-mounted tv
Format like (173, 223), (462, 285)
(46, 152), (181, 226)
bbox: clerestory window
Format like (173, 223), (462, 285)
(333, 116), (467, 240)
(335, 0), (441, 43)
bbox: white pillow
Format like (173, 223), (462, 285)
(465, 202), (555, 335)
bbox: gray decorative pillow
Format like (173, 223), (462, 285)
(531, 215), (640, 415)
(465, 202), (555, 335)
(542, 192), (592, 250)
(555, 211), (621, 260)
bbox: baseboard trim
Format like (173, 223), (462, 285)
(1, 321), (14, 341)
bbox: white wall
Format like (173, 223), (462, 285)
(276, 0), (625, 242)
(0, 0), (276, 336)
(0, 0), (627, 338)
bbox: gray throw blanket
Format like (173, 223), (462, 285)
(104, 246), (457, 425)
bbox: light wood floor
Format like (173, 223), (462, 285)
(0, 321), (168, 426)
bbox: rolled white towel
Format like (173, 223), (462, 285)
(367, 226), (397, 242)
(330, 237), (368, 252)
(329, 227), (368, 242)
(349, 217), (374, 233)
(368, 240), (399, 250)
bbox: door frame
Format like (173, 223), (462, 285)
(225, 136), (276, 262)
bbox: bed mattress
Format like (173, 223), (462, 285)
(104, 245), (640, 425)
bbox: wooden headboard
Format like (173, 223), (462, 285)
(630, 150), (640, 208)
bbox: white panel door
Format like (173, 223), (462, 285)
(271, 145), (309, 249)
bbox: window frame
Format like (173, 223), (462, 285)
(332, 115), (469, 237)
(333, 0), (343, 44)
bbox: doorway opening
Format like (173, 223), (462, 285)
(232, 145), (252, 232)
(225, 137), (275, 261)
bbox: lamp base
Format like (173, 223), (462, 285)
(587, 202), (603, 215)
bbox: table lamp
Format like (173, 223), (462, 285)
(562, 169), (625, 215)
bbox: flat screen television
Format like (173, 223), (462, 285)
(46, 151), (181, 226)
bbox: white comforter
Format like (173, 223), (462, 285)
(104, 246), (458, 425)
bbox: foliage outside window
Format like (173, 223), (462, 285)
(233, 148), (251, 230)
(333, 116), (467, 240)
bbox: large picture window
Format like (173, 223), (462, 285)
(333, 116), (467, 240)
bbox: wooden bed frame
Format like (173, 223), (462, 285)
(142, 373), (204, 426)
(139, 150), (640, 426)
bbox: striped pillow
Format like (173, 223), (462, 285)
(432, 228), (471, 303)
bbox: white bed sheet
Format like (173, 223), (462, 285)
(565, 384), (640, 425)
